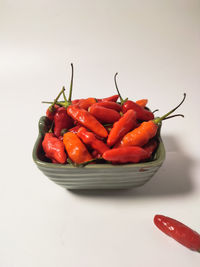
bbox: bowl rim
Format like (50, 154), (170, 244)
(32, 116), (166, 169)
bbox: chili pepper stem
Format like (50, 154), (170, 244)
(68, 63), (74, 103)
(162, 114), (184, 120)
(114, 73), (128, 105)
(153, 93), (186, 124)
(48, 86), (65, 112)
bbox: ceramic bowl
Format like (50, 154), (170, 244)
(32, 116), (166, 190)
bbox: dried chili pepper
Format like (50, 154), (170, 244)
(102, 146), (149, 164)
(114, 73), (154, 120)
(154, 215), (200, 252)
(89, 104), (121, 124)
(77, 127), (109, 155)
(42, 133), (67, 163)
(97, 94), (119, 102)
(63, 132), (92, 164)
(107, 109), (137, 147)
(54, 107), (73, 137)
(120, 94), (186, 147)
(67, 105), (108, 138)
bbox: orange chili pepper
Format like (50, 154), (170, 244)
(67, 105), (108, 138)
(121, 94), (186, 147)
(77, 98), (97, 110)
(63, 132), (92, 164)
(136, 99), (148, 108)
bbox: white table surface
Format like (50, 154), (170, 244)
(0, 1), (200, 266)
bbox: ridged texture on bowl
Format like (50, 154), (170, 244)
(32, 116), (165, 190)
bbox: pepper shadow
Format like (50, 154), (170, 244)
(68, 135), (194, 199)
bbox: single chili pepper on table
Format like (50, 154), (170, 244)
(77, 127), (109, 155)
(107, 109), (137, 147)
(42, 133), (67, 164)
(120, 93), (186, 147)
(154, 215), (200, 252)
(63, 132), (92, 164)
(88, 104), (121, 124)
(114, 73), (154, 120)
(102, 146), (149, 164)
(67, 105), (108, 138)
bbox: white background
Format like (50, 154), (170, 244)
(0, 0), (200, 266)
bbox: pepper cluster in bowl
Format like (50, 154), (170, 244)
(41, 64), (185, 167)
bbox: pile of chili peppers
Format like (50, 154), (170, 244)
(41, 64), (185, 166)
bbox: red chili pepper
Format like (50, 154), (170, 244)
(46, 87), (65, 120)
(54, 107), (73, 137)
(122, 100), (154, 120)
(154, 215), (200, 252)
(102, 146), (149, 164)
(89, 104), (121, 124)
(114, 73), (154, 120)
(97, 94), (119, 102)
(107, 110), (137, 147)
(68, 125), (81, 134)
(42, 133), (67, 163)
(94, 101), (122, 112)
(91, 150), (102, 159)
(77, 127), (109, 155)
(142, 139), (158, 158)
(46, 104), (60, 121)
(67, 105), (108, 138)
(120, 94), (186, 147)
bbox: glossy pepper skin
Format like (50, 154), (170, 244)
(77, 127), (109, 155)
(46, 104), (59, 121)
(42, 133), (67, 163)
(63, 132), (92, 164)
(121, 120), (158, 147)
(154, 215), (200, 252)
(67, 105), (108, 138)
(54, 107), (73, 137)
(107, 110), (137, 147)
(136, 99), (148, 108)
(97, 94), (119, 102)
(89, 104), (121, 124)
(102, 146), (149, 164)
(77, 98), (97, 110)
(94, 101), (122, 112)
(143, 139), (158, 158)
(122, 100), (154, 121)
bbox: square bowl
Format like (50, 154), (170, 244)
(32, 116), (166, 190)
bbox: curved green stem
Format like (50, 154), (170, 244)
(162, 114), (184, 120)
(68, 63), (74, 103)
(154, 93), (186, 124)
(48, 87), (65, 112)
(114, 73), (128, 105)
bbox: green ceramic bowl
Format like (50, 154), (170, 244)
(32, 116), (166, 190)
